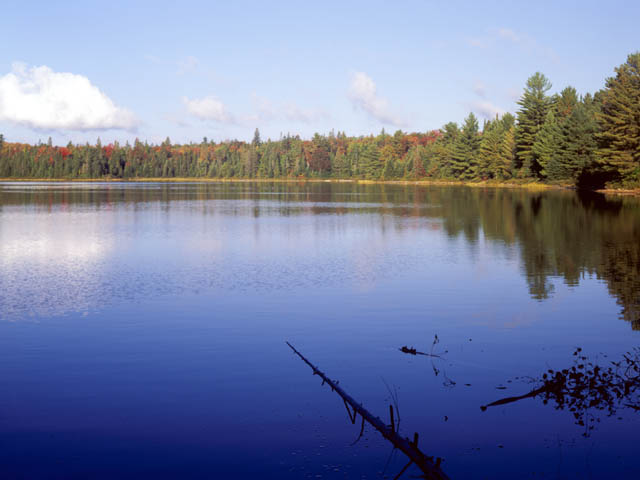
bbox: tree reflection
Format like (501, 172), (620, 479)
(2, 182), (639, 326)
(481, 348), (640, 436)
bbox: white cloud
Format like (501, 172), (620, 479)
(182, 95), (234, 123)
(469, 100), (505, 119)
(348, 72), (406, 127)
(0, 63), (138, 131)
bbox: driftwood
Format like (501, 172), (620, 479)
(286, 341), (450, 480)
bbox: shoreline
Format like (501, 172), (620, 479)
(0, 177), (638, 196)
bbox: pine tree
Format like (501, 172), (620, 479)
(515, 72), (554, 177)
(382, 158), (394, 179)
(380, 144), (396, 179)
(477, 117), (502, 179)
(360, 142), (382, 179)
(252, 128), (261, 146)
(532, 110), (562, 178)
(555, 86), (579, 120)
(495, 126), (515, 180)
(596, 52), (640, 183)
(332, 150), (350, 178)
(451, 113), (480, 179)
(550, 100), (597, 181)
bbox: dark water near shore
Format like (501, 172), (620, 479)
(1, 181), (639, 479)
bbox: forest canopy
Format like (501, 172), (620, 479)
(1, 53), (638, 189)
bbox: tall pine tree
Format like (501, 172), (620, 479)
(515, 72), (554, 177)
(450, 113), (480, 179)
(596, 52), (640, 184)
(532, 110), (562, 179)
(550, 98), (598, 181)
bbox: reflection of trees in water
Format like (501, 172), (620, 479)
(482, 348), (640, 437)
(3, 182), (639, 326)
(407, 186), (640, 328)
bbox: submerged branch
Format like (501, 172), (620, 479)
(286, 341), (449, 480)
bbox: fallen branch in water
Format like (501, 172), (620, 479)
(481, 347), (640, 437)
(400, 335), (456, 388)
(400, 345), (442, 358)
(400, 335), (448, 358)
(286, 341), (449, 480)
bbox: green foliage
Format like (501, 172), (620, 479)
(532, 110), (562, 178)
(360, 142), (382, 179)
(515, 72), (554, 177)
(496, 126), (516, 180)
(550, 99), (598, 181)
(596, 52), (640, 185)
(450, 113), (480, 179)
(555, 86), (579, 120)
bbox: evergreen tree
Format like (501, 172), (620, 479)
(360, 142), (382, 179)
(555, 86), (579, 120)
(477, 117), (502, 179)
(252, 128), (262, 147)
(379, 144), (396, 179)
(332, 150), (350, 177)
(451, 113), (480, 179)
(382, 158), (394, 179)
(532, 110), (562, 178)
(515, 72), (554, 177)
(500, 112), (516, 131)
(495, 126), (515, 179)
(431, 123), (459, 178)
(596, 52), (640, 184)
(550, 100), (598, 181)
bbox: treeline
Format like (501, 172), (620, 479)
(0, 53), (638, 188)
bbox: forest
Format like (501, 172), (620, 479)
(0, 53), (638, 189)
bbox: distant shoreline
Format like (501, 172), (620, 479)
(1, 177), (638, 196)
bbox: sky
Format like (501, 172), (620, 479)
(0, 0), (638, 146)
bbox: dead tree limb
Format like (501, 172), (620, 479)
(286, 341), (450, 480)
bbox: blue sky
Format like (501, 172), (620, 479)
(0, 0), (637, 145)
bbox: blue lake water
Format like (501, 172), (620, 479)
(1, 181), (639, 479)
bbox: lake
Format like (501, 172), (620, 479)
(1, 181), (639, 479)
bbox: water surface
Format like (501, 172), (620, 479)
(1, 181), (639, 479)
